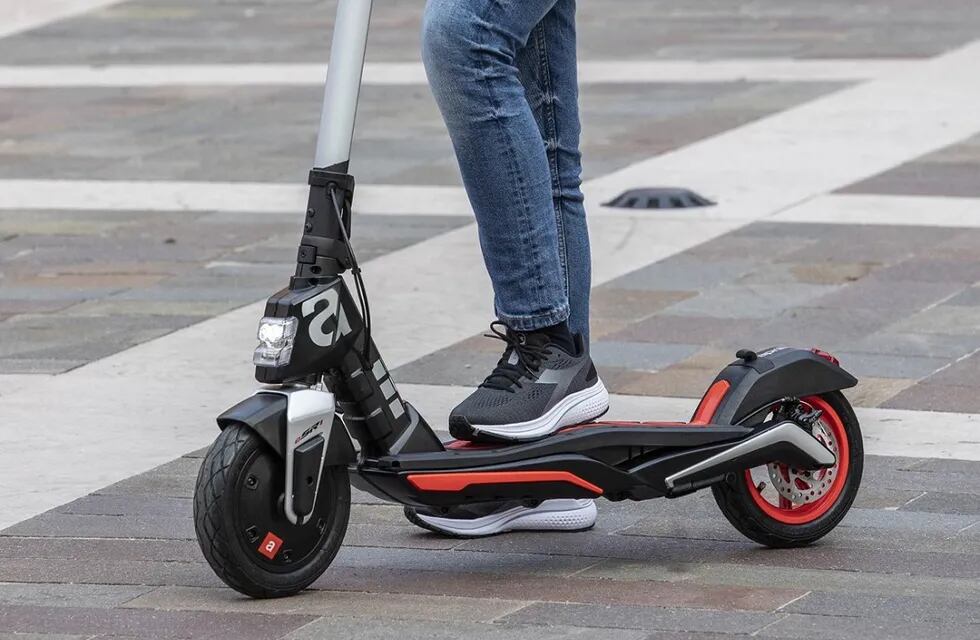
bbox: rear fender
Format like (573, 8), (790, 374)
(697, 348), (858, 425)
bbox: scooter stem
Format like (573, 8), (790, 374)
(314, 0), (373, 169)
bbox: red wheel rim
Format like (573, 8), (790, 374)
(744, 395), (849, 525)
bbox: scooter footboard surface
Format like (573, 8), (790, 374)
(354, 454), (644, 507)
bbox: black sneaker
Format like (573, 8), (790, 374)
(449, 322), (609, 442)
(404, 499), (597, 538)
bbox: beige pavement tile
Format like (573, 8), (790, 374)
(790, 262), (878, 285)
(844, 377), (916, 408)
(591, 289), (696, 322)
(611, 366), (717, 398)
(124, 586), (529, 623)
(883, 381), (980, 413)
(600, 315), (760, 345)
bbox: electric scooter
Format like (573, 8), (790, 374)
(193, 0), (864, 599)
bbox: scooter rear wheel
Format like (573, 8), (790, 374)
(193, 422), (350, 598)
(712, 391), (863, 548)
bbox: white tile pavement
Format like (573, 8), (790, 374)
(0, 59), (916, 88)
(771, 194), (980, 228)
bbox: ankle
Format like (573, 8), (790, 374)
(533, 320), (576, 354)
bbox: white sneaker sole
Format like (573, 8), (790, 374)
(471, 379), (610, 441)
(414, 499), (597, 538)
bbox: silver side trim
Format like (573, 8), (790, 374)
(665, 421), (837, 489)
(257, 386), (337, 525)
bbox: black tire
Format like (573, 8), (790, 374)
(193, 422), (350, 598)
(712, 391), (863, 548)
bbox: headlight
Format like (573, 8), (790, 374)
(253, 317), (298, 367)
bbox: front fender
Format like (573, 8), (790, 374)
(709, 347), (858, 425)
(216, 392), (355, 466)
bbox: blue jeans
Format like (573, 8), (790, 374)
(422, 0), (591, 342)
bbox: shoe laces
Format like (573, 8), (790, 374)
(479, 321), (553, 392)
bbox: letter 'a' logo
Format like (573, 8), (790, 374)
(301, 287), (353, 347)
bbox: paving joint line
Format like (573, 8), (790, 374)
(773, 590), (811, 613)
(899, 491), (930, 508)
(918, 346), (980, 385)
(750, 613), (790, 636)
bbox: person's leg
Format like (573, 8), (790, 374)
(514, 0), (591, 343)
(406, 0), (601, 537)
(422, 0), (569, 333)
(422, 0), (607, 444)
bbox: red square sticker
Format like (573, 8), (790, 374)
(258, 532), (283, 560)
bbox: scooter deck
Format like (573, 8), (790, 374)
(352, 420), (756, 506)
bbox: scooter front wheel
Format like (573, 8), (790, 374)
(712, 391), (863, 548)
(193, 423), (350, 598)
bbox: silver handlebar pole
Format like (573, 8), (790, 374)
(314, 0), (373, 169)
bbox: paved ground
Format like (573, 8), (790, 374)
(1, 1), (979, 638)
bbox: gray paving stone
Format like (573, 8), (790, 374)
(343, 524), (463, 550)
(5, 0), (980, 63)
(882, 381), (980, 413)
(0, 82), (833, 185)
(57, 494), (191, 518)
(946, 287), (980, 306)
(0, 557), (221, 588)
(839, 508), (979, 533)
(0, 584), (154, 609)
(2, 513), (195, 540)
(666, 283), (841, 320)
(686, 235), (815, 263)
(722, 306), (890, 352)
(590, 289), (698, 323)
(315, 565), (804, 612)
(889, 306), (980, 336)
(392, 347), (498, 387)
(807, 278), (965, 313)
(284, 616), (645, 640)
(0, 359), (89, 374)
(0, 634), (87, 640)
(331, 546), (598, 577)
(609, 258), (756, 292)
(873, 258), (980, 284)
(0, 314), (199, 361)
(677, 561), (980, 599)
(499, 602), (780, 634)
(0, 536), (202, 564)
(124, 586), (529, 623)
(598, 315), (760, 346)
(831, 351), (948, 379)
(926, 351), (980, 385)
(843, 160), (980, 198)
(349, 503), (415, 526)
(898, 492), (980, 516)
(785, 590), (980, 623)
(760, 612), (980, 640)
(0, 604), (314, 640)
(459, 527), (980, 579)
(908, 458), (980, 474)
(589, 341), (701, 372)
(841, 332), (980, 359)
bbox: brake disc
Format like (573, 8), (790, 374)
(767, 419), (839, 505)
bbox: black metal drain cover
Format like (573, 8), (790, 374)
(604, 187), (715, 210)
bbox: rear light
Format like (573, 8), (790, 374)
(811, 348), (839, 366)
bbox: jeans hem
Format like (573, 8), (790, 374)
(497, 304), (571, 332)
